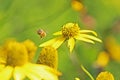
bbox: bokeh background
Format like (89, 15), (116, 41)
(0, 0), (120, 80)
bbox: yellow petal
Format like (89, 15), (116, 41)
(80, 34), (102, 43)
(23, 63), (59, 80)
(39, 37), (65, 49)
(0, 66), (13, 80)
(75, 35), (95, 44)
(40, 64), (61, 76)
(22, 63), (42, 80)
(39, 38), (58, 47)
(75, 77), (80, 80)
(13, 67), (26, 80)
(52, 37), (65, 49)
(53, 31), (62, 36)
(68, 38), (75, 53)
(23, 68), (42, 80)
(0, 64), (5, 71)
(80, 30), (97, 36)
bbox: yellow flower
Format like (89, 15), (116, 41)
(105, 36), (120, 62)
(96, 71), (114, 80)
(75, 65), (114, 80)
(95, 51), (109, 67)
(0, 40), (60, 80)
(37, 46), (58, 69)
(39, 23), (102, 52)
(22, 39), (37, 62)
(71, 0), (84, 12)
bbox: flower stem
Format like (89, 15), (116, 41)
(81, 65), (95, 80)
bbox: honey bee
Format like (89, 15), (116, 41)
(37, 29), (46, 38)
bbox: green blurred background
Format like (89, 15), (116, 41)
(0, 0), (120, 80)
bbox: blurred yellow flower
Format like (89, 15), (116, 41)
(37, 46), (58, 69)
(71, 0), (83, 11)
(75, 65), (114, 80)
(105, 36), (120, 62)
(22, 39), (37, 62)
(0, 40), (60, 80)
(96, 71), (114, 80)
(39, 23), (102, 52)
(95, 51), (109, 68)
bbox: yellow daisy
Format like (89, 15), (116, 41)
(22, 39), (37, 62)
(37, 46), (58, 69)
(75, 71), (114, 80)
(96, 71), (114, 80)
(95, 51), (110, 68)
(79, 65), (114, 80)
(105, 36), (120, 62)
(71, 0), (84, 12)
(39, 23), (102, 52)
(0, 39), (61, 80)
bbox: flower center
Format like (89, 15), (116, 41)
(37, 46), (58, 69)
(0, 47), (7, 64)
(62, 23), (80, 38)
(96, 71), (114, 80)
(4, 40), (28, 67)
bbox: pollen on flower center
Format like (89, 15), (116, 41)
(62, 23), (80, 38)
(37, 46), (58, 69)
(4, 40), (28, 67)
(96, 71), (114, 80)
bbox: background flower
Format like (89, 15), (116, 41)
(0, 40), (60, 80)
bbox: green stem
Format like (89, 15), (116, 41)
(81, 65), (95, 80)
